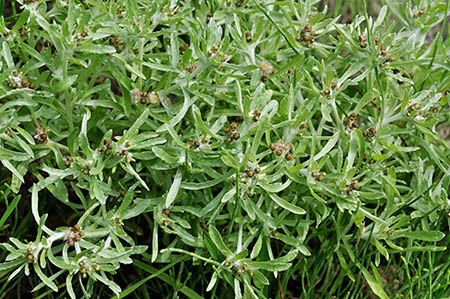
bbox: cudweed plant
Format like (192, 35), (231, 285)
(0, 0), (449, 298)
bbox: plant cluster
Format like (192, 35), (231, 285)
(0, 0), (449, 298)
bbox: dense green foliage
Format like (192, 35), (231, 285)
(0, 0), (449, 298)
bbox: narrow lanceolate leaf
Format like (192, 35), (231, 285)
(268, 193), (306, 215)
(245, 260), (291, 271)
(125, 109), (150, 139)
(121, 163), (149, 191)
(391, 230), (445, 242)
(2, 41), (14, 68)
(208, 225), (233, 258)
(31, 185), (52, 235)
(33, 263), (58, 292)
(90, 272), (121, 295)
(360, 265), (389, 299)
(206, 272), (218, 292)
(250, 235), (263, 259)
(165, 170), (182, 209)
(152, 220), (159, 263)
(66, 274), (76, 299)
(258, 180), (291, 193)
(0, 148), (30, 161)
(221, 188), (236, 203)
(77, 44), (116, 54)
(1, 160), (24, 183)
(313, 131), (339, 161)
(0, 259), (24, 272)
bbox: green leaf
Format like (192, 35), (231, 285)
(0, 148), (31, 161)
(313, 131), (339, 161)
(125, 109), (150, 139)
(208, 225), (233, 258)
(11, 10), (30, 33)
(191, 104), (219, 139)
(33, 263), (58, 292)
(267, 192), (306, 215)
(374, 6), (388, 29)
(0, 194), (20, 230)
(360, 264), (389, 299)
(391, 230), (445, 242)
(258, 180), (292, 193)
(152, 147), (178, 164)
(245, 260), (291, 271)
(66, 274), (76, 299)
(165, 169), (182, 209)
(90, 271), (121, 295)
(152, 221), (158, 263)
(250, 235), (263, 259)
(121, 163), (149, 191)
(221, 188), (236, 203)
(1, 160), (24, 184)
(2, 41), (13, 68)
(253, 270), (269, 285)
(77, 44), (116, 54)
(221, 150), (240, 169)
(206, 272), (218, 292)
(233, 249), (248, 261)
(0, 259), (24, 272)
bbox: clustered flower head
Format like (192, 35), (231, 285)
(208, 44), (219, 56)
(270, 140), (294, 161)
(185, 61), (199, 73)
(22, 246), (37, 264)
(33, 125), (48, 143)
(78, 260), (100, 279)
(363, 127), (377, 141)
(109, 36), (124, 52)
(224, 122), (240, 143)
(260, 62), (274, 81)
(179, 43), (190, 53)
(64, 156), (73, 167)
(117, 6), (125, 18)
(131, 88), (159, 105)
(299, 123), (309, 130)
(63, 224), (85, 247)
(375, 38), (395, 67)
(241, 166), (261, 182)
(7, 70), (35, 89)
(296, 23), (316, 48)
(161, 5), (180, 16)
(346, 180), (360, 195)
(76, 28), (89, 41)
(359, 34), (367, 48)
(245, 30), (252, 42)
(19, 26), (29, 36)
(250, 109), (262, 122)
(312, 171), (326, 182)
(97, 137), (114, 155)
(321, 81), (338, 97)
(343, 112), (360, 132)
(413, 6), (427, 18)
(188, 136), (209, 149)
